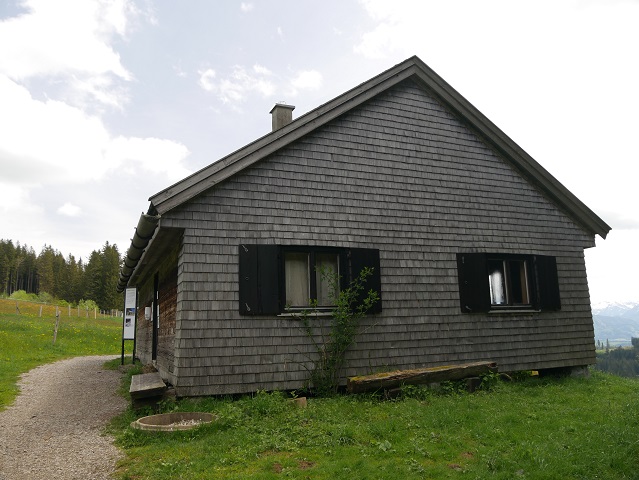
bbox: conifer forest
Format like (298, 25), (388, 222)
(0, 239), (122, 310)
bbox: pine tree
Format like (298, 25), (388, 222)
(100, 242), (121, 310)
(84, 250), (103, 306)
(36, 245), (57, 295)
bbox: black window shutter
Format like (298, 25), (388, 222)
(349, 248), (382, 314)
(534, 255), (561, 311)
(338, 253), (350, 292)
(238, 244), (280, 315)
(238, 244), (257, 315)
(456, 253), (490, 313)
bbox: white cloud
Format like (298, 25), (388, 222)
(291, 70), (323, 91)
(106, 137), (191, 181)
(0, 74), (191, 186)
(198, 68), (216, 91)
(57, 203), (82, 217)
(173, 64), (188, 78)
(253, 64), (272, 76)
(0, 74), (110, 184)
(0, 182), (38, 213)
(586, 231), (639, 303)
(354, 0), (416, 59)
(198, 64), (325, 105)
(240, 3), (254, 13)
(0, 0), (144, 108)
(198, 65), (275, 104)
(68, 74), (130, 111)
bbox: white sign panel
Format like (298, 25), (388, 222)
(123, 288), (137, 340)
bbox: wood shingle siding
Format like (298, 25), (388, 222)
(150, 80), (596, 396)
(122, 57), (607, 396)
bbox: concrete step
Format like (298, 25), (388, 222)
(129, 372), (167, 400)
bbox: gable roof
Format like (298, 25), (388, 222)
(147, 55), (610, 240)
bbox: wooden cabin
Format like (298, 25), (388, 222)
(117, 56), (610, 397)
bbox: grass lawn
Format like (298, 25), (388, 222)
(2, 300), (637, 479)
(0, 299), (123, 410)
(111, 369), (639, 480)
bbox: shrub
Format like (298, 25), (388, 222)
(297, 267), (379, 396)
(9, 290), (38, 302)
(78, 299), (99, 310)
(37, 291), (53, 304)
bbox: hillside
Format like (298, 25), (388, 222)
(592, 301), (639, 346)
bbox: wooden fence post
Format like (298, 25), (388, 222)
(53, 309), (60, 344)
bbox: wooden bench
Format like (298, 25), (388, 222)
(347, 361), (497, 394)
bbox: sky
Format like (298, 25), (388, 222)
(0, 0), (637, 305)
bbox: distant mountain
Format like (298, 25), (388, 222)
(592, 301), (639, 346)
(592, 301), (639, 319)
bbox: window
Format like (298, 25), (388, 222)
(457, 253), (560, 313)
(487, 257), (530, 306)
(238, 245), (382, 315)
(283, 250), (340, 309)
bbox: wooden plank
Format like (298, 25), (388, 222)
(129, 373), (167, 400)
(347, 361), (497, 394)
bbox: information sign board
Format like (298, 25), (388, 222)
(123, 287), (137, 340)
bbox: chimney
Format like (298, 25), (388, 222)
(270, 103), (295, 131)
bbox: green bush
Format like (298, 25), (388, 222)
(78, 299), (99, 310)
(297, 266), (379, 396)
(37, 291), (53, 304)
(9, 290), (38, 302)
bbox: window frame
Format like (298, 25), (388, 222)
(238, 244), (382, 316)
(487, 255), (531, 308)
(456, 252), (560, 314)
(280, 246), (345, 312)
(486, 255), (534, 309)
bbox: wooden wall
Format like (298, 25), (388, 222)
(134, 243), (179, 385)
(156, 79), (596, 396)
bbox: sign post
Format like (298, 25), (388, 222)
(122, 287), (137, 365)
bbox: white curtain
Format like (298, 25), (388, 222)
(488, 261), (506, 305)
(285, 252), (309, 307)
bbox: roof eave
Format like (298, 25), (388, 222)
(116, 213), (160, 292)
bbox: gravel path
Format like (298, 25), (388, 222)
(0, 356), (127, 480)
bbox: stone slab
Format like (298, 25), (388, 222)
(129, 372), (167, 400)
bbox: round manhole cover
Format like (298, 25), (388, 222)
(131, 412), (215, 431)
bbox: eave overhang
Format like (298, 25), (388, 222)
(116, 213), (160, 293)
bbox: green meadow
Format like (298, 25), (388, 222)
(1, 298), (638, 479)
(0, 298), (122, 409)
(110, 368), (639, 480)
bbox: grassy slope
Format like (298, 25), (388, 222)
(0, 299), (122, 409)
(2, 300), (637, 479)
(112, 372), (639, 480)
